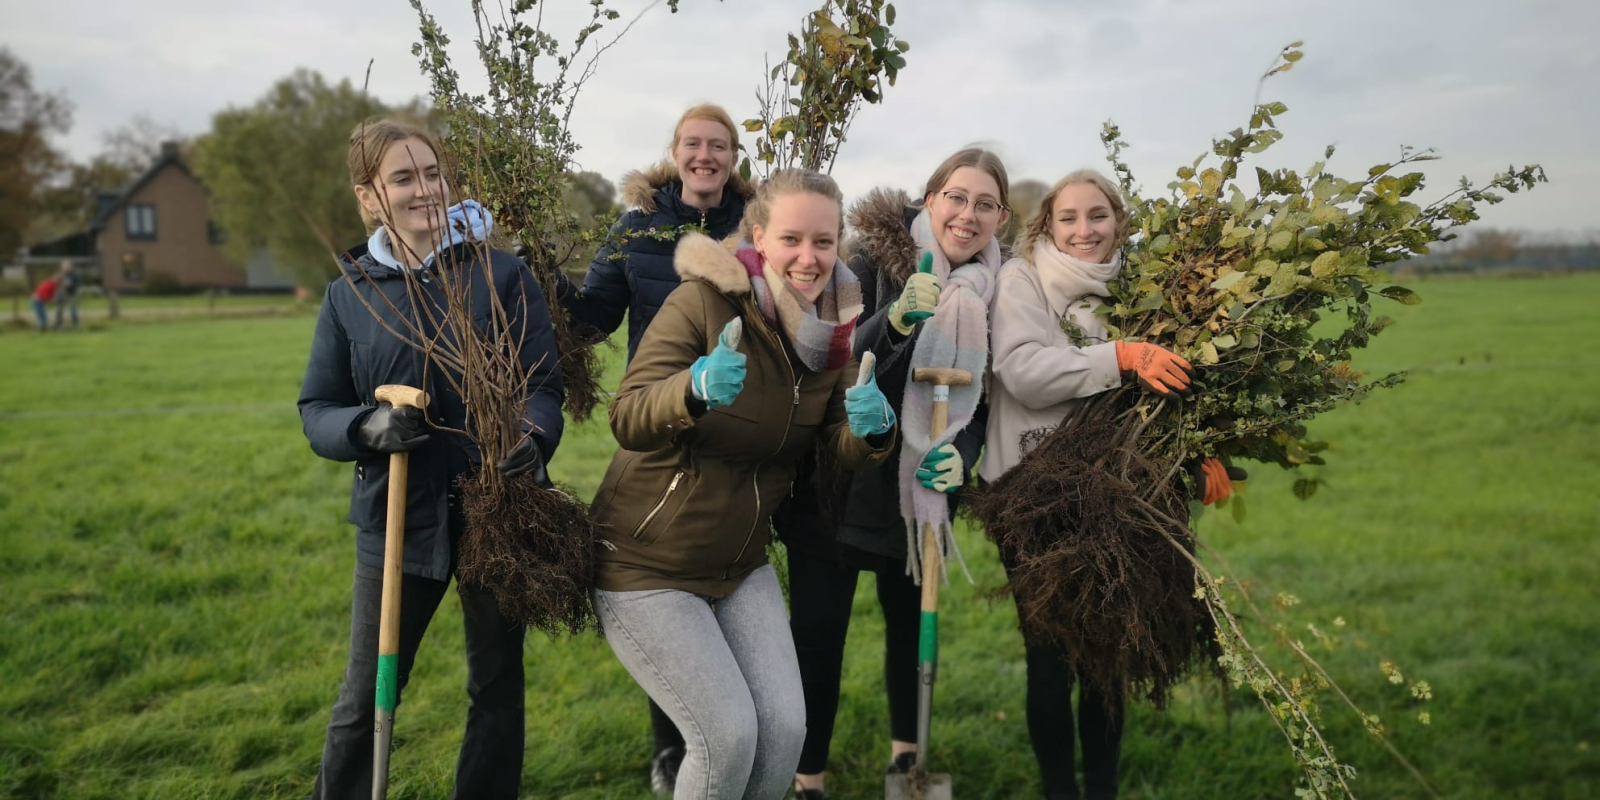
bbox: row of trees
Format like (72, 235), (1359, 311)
(1401, 227), (1600, 274)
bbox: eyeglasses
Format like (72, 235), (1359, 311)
(938, 190), (1005, 218)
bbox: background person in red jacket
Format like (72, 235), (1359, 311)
(30, 276), (59, 332)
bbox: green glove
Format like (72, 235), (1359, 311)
(915, 443), (963, 493)
(888, 253), (941, 336)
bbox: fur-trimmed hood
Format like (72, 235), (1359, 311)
(847, 187), (922, 288)
(672, 232), (751, 296)
(621, 160), (756, 214)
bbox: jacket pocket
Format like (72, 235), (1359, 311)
(631, 469), (696, 546)
(350, 454), (441, 531)
(349, 340), (375, 402)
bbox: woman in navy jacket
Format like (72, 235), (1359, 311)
(298, 118), (563, 800)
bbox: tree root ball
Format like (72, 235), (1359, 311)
(973, 415), (1217, 707)
(457, 470), (598, 637)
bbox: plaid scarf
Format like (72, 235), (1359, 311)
(900, 208), (1002, 584)
(734, 242), (863, 372)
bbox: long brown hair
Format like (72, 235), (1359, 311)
(1018, 169), (1131, 264)
(922, 147), (1011, 211)
(348, 117), (445, 233)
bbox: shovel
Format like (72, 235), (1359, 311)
(886, 366), (970, 800)
(371, 383), (429, 800)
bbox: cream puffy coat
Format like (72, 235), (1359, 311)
(978, 256), (1123, 483)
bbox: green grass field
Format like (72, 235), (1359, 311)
(2, 274), (1596, 799)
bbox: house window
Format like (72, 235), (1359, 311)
(207, 220), (227, 245)
(125, 204), (157, 240)
(122, 252), (145, 282)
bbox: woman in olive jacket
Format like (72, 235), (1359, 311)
(555, 104), (752, 790)
(591, 169), (896, 800)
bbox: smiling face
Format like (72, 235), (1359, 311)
(673, 118), (734, 207)
(926, 166), (1007, 265)
(753, 191), (842, 304)
(354, 137), (447, 247)
(1048, 182), (1117, 264)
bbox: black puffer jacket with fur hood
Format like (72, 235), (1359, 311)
(559, 161), (754, 361)
(776, 189), (987, 563)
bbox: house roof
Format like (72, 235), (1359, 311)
(27, 230), (96, 258)
(88, 147), (197, 233)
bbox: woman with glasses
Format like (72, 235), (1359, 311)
(781, 148), (1010, 800)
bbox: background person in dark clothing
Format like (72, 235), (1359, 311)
(53, 261), (80, 330)
(298, 118), (564, 800)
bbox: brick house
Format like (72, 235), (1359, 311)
(88, 142), (247, 292)
(19, 142), (293, 293)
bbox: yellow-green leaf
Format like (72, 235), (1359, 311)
(1199, 341), (1220, 365)
(1310, 251), (1340, 278)
(1212, 270), (1246, 292)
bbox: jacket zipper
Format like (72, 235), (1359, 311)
(632, 470), (685, 540)
(726, 325), (801, 578)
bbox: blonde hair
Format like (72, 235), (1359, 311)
(348, 117), (445, 233)
(670, 103), (740, 154)
(736, 168), (845, 243)
(922, 147), (1011, 211)
(1018, 169), (1131, 263)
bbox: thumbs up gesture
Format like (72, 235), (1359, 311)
(690, 318), (747, 410)
(844, 351), (896, 438)
(889, 252), (942, 336)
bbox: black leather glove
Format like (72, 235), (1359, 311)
(355, 404), (430, 453)
(497, 436), (549, 484)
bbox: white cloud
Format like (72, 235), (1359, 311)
(5, 0), (1593, 231)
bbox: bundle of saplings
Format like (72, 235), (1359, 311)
(393, 1), (667, 635)
(975, 44), (1544, 707)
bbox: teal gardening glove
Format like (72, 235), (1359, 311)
(690, 318), (747, 410)
(888, 253), (941, 336)
(916, 444), (963, 493)
(844, 353), (896, 438)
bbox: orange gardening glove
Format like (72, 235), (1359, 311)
(1197, 458), (1249, 506)
(1115, 341), (1195, 396)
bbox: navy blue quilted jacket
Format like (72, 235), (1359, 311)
(560, 161), (753, 362)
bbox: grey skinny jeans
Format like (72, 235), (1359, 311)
(594, 565), (806, 800)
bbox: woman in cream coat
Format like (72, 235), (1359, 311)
(981, 168), (1234, 800)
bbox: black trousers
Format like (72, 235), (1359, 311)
(1000, 549), (1126, 800)
(311, 561), (526, 800)
(787, 545), (922, 775)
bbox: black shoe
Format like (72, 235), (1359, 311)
(650, 746), (684, 797)
(794, 789), (827, 800)
(885, 751), (917, 774)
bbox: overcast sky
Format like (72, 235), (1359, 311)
(7, 0), (1595, 233)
